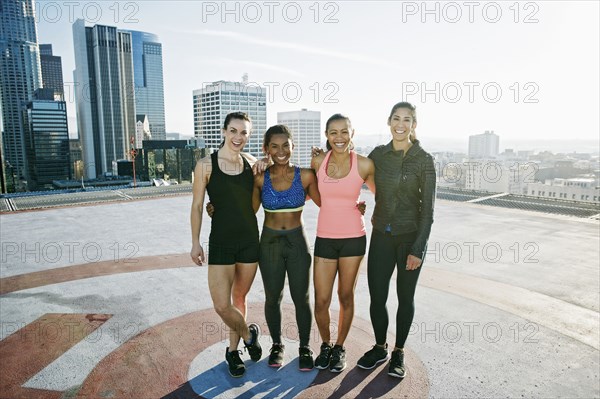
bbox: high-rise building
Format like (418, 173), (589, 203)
(126, 30), (166, 140)
(69, 138), (83, 180)
(72, 19), (136, 179)
(193, 80), (267, 157)
(39, 44), (64, 100)
(23, 89), (71, 189)
(0, 0), (43, 186)
(277, 109), (321, 167)
(468, 130), (499, 159)
(135, 114), (151, 149)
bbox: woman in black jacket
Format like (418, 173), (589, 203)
(357, 102), (436, 378)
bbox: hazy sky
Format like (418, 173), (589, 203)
(36, 1), (599, 151)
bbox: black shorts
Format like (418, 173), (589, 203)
(208, 239), (259, 265)
(314, 235), (367, 259)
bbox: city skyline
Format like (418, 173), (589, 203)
(33, 1), (599, 153)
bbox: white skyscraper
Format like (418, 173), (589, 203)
(468, 130), (499, 159)
(193, 80), (266, 157)
(277, 109), (321, 168)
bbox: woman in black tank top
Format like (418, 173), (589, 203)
(189, 112), (262, 378)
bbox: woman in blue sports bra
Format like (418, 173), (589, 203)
(253, 124), (321, 371)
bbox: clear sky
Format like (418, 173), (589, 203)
(36, 0), (599, 152)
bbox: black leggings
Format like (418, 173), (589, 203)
(259, 225), (312, 347)
(367, 229), (421, 348)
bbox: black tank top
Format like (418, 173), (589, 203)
(206, 151), (258, 243)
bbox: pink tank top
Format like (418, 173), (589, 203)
(316, 150), (366, 238)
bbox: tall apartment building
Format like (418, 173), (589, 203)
(39, 44), (64, 100)
(277, 109), (321, 167)
(468, 130), (499, 159)
(23, 89), (71, 189)
(126, 30), (166, 140)
(73, 19), (136, 179)
(0, 0), (42, 186)
(193, 80), (267, 157)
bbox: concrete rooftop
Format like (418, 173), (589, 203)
(0, 192), (598, 398)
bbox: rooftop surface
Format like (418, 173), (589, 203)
(1, 192), (598, 398)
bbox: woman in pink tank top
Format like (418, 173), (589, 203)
(311, 114), (375, 372)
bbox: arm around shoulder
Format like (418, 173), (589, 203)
(301, 168), (321, 207)
(358, 155), (376, 193)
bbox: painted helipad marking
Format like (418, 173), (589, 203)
(3, 252), (596, 350)
(188, 337), (316, 398)
(0, 313), (111, 399)
(76, 304), (429, 398)
(0, 253), (193, 295)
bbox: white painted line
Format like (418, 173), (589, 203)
(468, 192), (510, 203)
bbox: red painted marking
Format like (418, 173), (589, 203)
(0, 253), (193, 295)
(0, 313), (111, 399)
(78, 304), (429, 398)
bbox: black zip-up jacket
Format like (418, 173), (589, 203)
(368, 140), (436, 259)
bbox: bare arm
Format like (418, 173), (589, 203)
(190, 157), (210, 265)
(301, 168), (321, 207)
(358, 155), (376, 194)
(252, 174), (263, 214)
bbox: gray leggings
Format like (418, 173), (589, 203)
(259, 225), (312, 347)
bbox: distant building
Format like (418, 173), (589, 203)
(464, 159), (535, 194)
(69, 139), (83, 180)
(125, 30), (166, 140)
(527, 178), (599, 203)
(277, 109), (321, 167)
(469, 130), (499, 159)
(39, 44), (64, 100)
(73, 20), (136, 179)
(135, 115), (151, 149)
(193, 79), (267, 157)
(23, 90), (71, 189)
(1, 0), (43, 186)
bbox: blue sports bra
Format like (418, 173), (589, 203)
(262, 167), (305, 212)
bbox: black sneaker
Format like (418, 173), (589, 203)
(357, 344), (389, 369)
(388, 349), (406, 378)
(298, 346), (314, 371)
(329, 345), (346, 373)
(244, 323), (262, 361)
(225, 347), (245, 377)
(268, 343), (285, 367)
(314, 342), (333, 370)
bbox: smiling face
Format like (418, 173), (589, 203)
(265, 133), (293, 165)
(325, 118), (354, 153)
(388, 107), (416, 143)
(222, 118), (251, 152)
